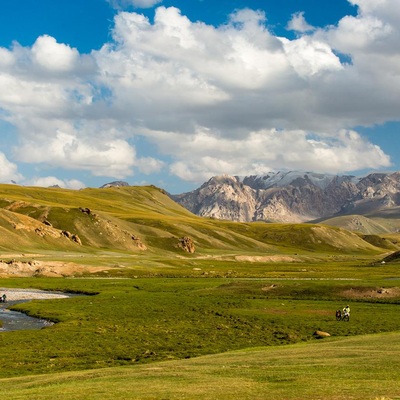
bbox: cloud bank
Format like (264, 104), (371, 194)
(0, 1), (399, 187)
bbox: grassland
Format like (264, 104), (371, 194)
(1, 332), (400, 400)
(0, 275), (399, 399)
(0, 184), (399, 399)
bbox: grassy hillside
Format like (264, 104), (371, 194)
(315, 214), (393, 234)
(0, 184), (392, 279)
(317, 208), (400, 236)
(0, 208), (81, 252)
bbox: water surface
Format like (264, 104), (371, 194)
(0, 289), (76, 332)
(0, 302), (54, 331)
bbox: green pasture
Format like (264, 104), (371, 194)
(1, 332), (400, 399)
(0, 275), (399, 381)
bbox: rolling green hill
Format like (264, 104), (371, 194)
(314, 214), (393, 234)
(0, 184), (392, 275)
(316, 207), (400, 235)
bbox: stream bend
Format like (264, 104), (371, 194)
(0, 288), (72, 332)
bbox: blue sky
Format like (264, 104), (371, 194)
(0, 0), (399, 193)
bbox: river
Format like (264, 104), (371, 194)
(0, 288), (72, 332)
(0, 303), (55, 331)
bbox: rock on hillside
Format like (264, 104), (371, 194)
(101, 181), (130, 188)
(172, 171), (400, 225)
(178, 236), (195, 253)
(0, 208), (82, 248)
(0, 200), (147, 253)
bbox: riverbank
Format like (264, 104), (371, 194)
(0, 288), (71, 332)
(0, 288), (70, 301)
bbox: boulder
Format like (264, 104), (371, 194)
(313, 330), (331, 338)
(62, 230), (82, 245)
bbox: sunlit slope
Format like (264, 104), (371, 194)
(0, 184), (192, 218)
(0, 209), (80, 252)
(0, 184), (389, 255)
(316, 214), (392, 234)
(0, 184), (197, 253)
(317, 207), (400, 235)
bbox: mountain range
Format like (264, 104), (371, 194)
(171, 171), (400, 232)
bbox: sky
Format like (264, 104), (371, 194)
(0, 0), (399, 194)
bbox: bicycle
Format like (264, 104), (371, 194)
(335, 309), (349, 321)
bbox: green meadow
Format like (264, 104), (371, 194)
(0, 275), (400, 399)
(1, 332), (400, 400)
(0, 184), (399, 399)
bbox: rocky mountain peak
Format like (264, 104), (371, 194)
(100, 181), (130, 189)
(172, 171), (400, 223)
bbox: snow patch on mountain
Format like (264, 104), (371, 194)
(239, 171), (356, 190)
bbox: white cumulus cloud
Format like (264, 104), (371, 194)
(162, 128), (391, 182)
(28, 176), (85, 189)
(0, 1), (399, 188)
(287, 12), (315, 33)
(0, 152), (23, 183)
(17, 128), (137, 178)
(280, 36), (343, 77)
(32, 35), (80, 72)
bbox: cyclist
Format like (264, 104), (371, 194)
(343, 305), (350, 318)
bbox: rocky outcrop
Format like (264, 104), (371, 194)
(78, 208), (148, 251)
(178, 236), (195, 253)
(172, 171), (400, 224)
(173, 175), (257, 222)
(6, 210), (82, 245)
(130, 234), (147, 250)
(100, 181), (129, 188)
(62, 230), (82, 245)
